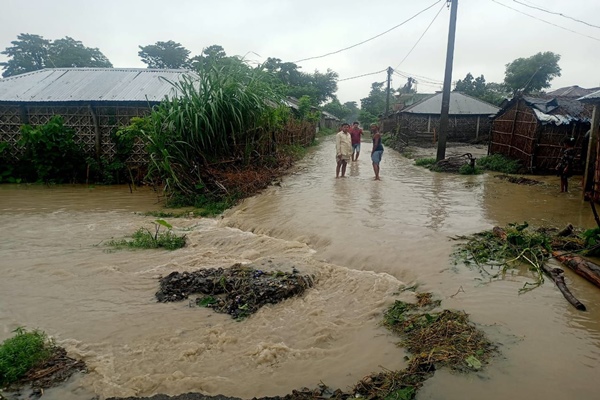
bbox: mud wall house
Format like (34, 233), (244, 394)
(489, 96), (592, 173)
(0, 67), (197, 164)
(386, 92), (499, 145)
(319, 110), (340, 130)
(577, 89), (600, 199)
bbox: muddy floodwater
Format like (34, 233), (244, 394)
(1, 137), (599, 400)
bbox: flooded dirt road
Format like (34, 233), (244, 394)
(1, 138), (599, 400)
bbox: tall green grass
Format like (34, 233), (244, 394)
(477, 154), (521, 174)
(142, 60), (287, 201)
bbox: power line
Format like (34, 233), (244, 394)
(338, 69), (387, 82)
(490, 0), (600, 42)
(395, 2), (447, 69)
(394, 70), (442, 85)
(511, 0), (600, 29)
(293, 0), (442, 63)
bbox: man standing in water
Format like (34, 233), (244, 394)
(349, 121), (363, 161)
(336, 123), (352, 178)
(371, 123), (384, 180)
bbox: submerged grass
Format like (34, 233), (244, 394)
(0, 328), (54, 386)
(107, 219), (186, 250)
(477, 154), (521, 174)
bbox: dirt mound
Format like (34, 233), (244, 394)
(155, 264), (314, 319)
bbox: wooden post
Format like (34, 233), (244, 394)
(427, 115), (432, 133)
(88, 104), (101, 161)
(508, 99), (520, 158)
(475, 115), (480, 139)
(583, 104), (598, 199)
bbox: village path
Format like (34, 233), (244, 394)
(222, 136), (600, 400)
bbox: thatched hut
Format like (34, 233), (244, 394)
(489, 96), (593, 173)
(0, 67), (196, 163)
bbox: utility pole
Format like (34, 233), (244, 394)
(385, 66), (393, 117)
(436, 0), (459, 162)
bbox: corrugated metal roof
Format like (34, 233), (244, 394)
(578, 89), (600, 102)
(400, 92), (499, 115)
(0, 68), (199, 103)
(546, 85), (600, 98)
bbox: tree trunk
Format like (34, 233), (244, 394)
(552, 251), (600, 289)
(540, 264), (586, 311)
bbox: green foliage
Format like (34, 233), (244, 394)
(297, 95), (321, 123)
(414, 158), (442, 172)
(138, 40), (191, 69)
(1, 33), (112, 78)
(321, 97), (352, 121)
(0, 327), (55, 386)
(107, 219), (186, 250)
(504, 51), (561, 94)
(262, 57), (338, 105)
(454, 73), (510, 106)
(0, 141), (19, 183)
(477, 154), (521, 174)
(459, 164), (482, 175)
(317, 127), (336, 138)
(358, 109), (378, 128)
(18, 115), (86, 183)
(581, 228), (600, 256)
(361, 81), (389, 117)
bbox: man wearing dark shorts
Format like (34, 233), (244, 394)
(370, 124), (383, 180)
(349, 121), (363, 161)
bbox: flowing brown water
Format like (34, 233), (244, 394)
(1, 138), (599, 400)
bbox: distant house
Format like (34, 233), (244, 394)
(546, 85), (600, 98)
(384, 92), (499, 143)
(0, 67), (196, 163)
(489, 96), (592, 173)
(319, 110), (340, 130)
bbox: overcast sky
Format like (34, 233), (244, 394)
(1, 0), (599, 104)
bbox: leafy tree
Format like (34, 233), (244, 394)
(189, 45), (230, 70)
(360, 82), (388, 117)
(343, 101), (360, 123)
(263, 57), (338, 106)
(48, 37), (112, 68)
(504, 51), (561, 94)
(398, 77), (417, 94)
(358, 110), (378, 127)
(322, 97), (351, 121)
(1, 33), (112, 78)
(138, 40), (190, 69)
(453, 73), (510, 106)
(1, 34), (51, 77)
(454, 73), (486, 98)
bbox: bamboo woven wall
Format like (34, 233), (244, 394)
(490, 99), (589, 173)
(0, 103), (150, 164)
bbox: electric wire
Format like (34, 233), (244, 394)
(338, 69), (387, 82)
(293, 0), (442, 63)
(490, 0), (600, 42)
(511, 0), (600, 29)
(395, 2), (447, 69)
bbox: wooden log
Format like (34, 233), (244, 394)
(540, 264), (586, 311)
(552, 251), (600, 289)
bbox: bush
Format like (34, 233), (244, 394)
(459, 164), (482, 175)
(0, 328), (54, 386)
(107, 219), (186, 250)
(18, 116), (86, 183)
(477, 154), (521, 174)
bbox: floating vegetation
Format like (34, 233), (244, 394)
(453, 222), (600, 293)
(107, 219), (186, 250)
(155, 264), (314, 320)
